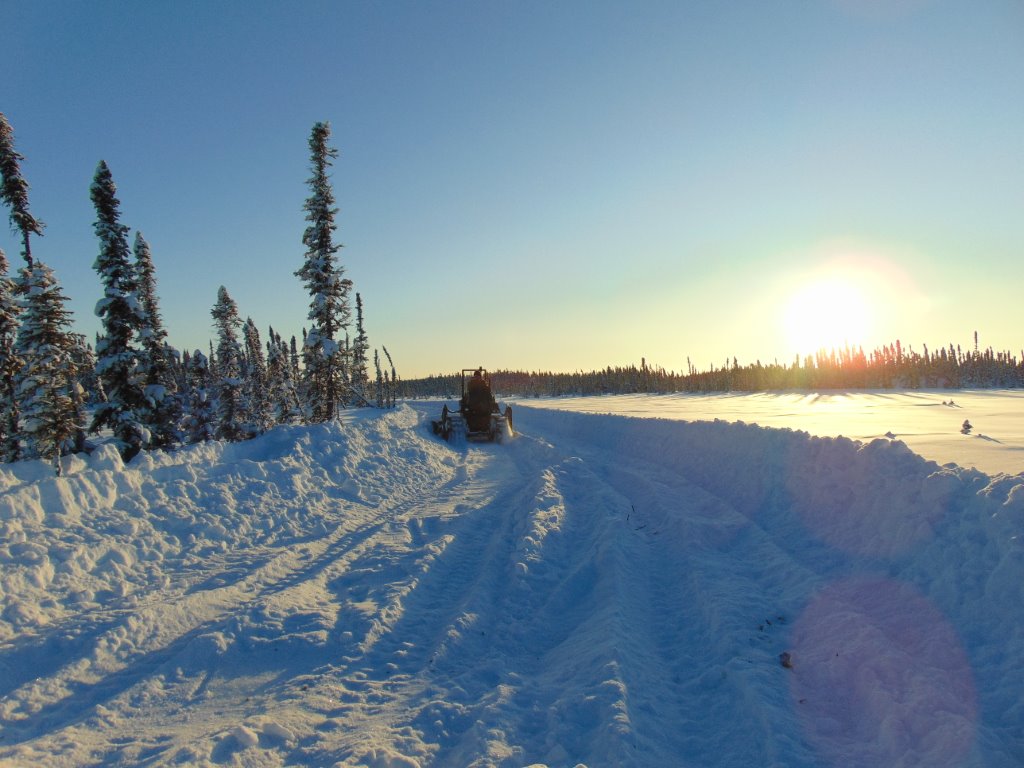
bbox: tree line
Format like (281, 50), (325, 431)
(402, 339), (1024, 399)
(0, 113), (395, 474)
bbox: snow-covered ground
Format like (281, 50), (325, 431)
(1, 393), (1022, 767)
(520, 389), (1024, 477)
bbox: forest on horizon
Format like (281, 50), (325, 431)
(401, 335), (1024, 398)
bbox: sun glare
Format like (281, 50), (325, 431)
(783, 276), (873, 355)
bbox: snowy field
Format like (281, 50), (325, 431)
(1, 393), (1022, 766)
(520, 389), (1024, 477)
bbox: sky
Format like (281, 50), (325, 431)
(3, 0), (1023, 379)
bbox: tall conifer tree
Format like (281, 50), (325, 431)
(0, 112), (44, 267)
(382, 345), (397, 408)
(296, 121), (350, 421)
(14, 261), (86, 473)
(134, 232), (180, 448)
(242, 318), (272, 433)
(374, 349), (384, 408)
(289, 335), (300, 381)
(211, 286), (248, 441)
(351, 292), (370, 399)
(90, 161), (146, 459)
(0, 249), (21, 461)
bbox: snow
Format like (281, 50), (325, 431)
(520, 389), (1024, 476)
(1, 393), (1022, 766)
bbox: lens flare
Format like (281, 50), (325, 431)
(790, 576), (977, 768)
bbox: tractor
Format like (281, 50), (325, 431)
(432, 368), (514, 443)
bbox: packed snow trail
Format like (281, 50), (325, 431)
(0, 402), (1021, 766)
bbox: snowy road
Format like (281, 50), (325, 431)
(1, 402), (1021, 766)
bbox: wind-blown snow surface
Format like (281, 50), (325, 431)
(1, 399), (1022, 766)
(524, 389), (1024, 476)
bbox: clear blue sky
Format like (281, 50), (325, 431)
(5, 0), (1023, 378)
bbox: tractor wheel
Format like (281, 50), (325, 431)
(434, 404), (452, 440)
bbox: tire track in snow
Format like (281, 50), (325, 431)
(0, 510), (388, 742)
(0, 417), (460, 756)
(597, 459), (811, 766)
(312, 417), (666, 767)
(304, 439), (543, 765)
(37, 431), (514, 766)
(509, 406), (820, 766)
(307, 410), (722, 767)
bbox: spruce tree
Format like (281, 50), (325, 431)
(167, 343), (187, 395)
(374, 349), (384, 408)
(211, 286), (249, 441)
(266, 327), (302, 425)
(242, 318), (272, 433)
(90, 161), (147, 459)
(134, 232), (180, 448)
(289, 335), (300, 381)
(351, 292), (369, 400)
(182, 350), (216, 444)
(295, 121), (350, 422)
(0, 113), (44, 267)
(298, 326), (313, 412)
(382, 345), (397, 408)
(0, 248), (21, 460)
(14, 261), (86, 474)
(70, 335), (100, 408)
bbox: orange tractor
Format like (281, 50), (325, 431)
(432, 368), (514, 443)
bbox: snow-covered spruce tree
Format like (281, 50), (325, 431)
(242, 318), (272, 433)
(351, 292), (369, 401)
(0, 112), (45, 267)
(14, 260), (86, 474)
(70, 334), (100, 406)
(182, 349), (216, 444)
(295, 121), (351, 422)
(266, 327), (303, 425)
(0, 248), (22, 461)
(168, 344), (188, 396)
(208, 340), (217, 379)
(134, 232), (181, 448)
(281, 330), (304, 422)
(90, 161), (147, 460)
(211, 286), (251, 442)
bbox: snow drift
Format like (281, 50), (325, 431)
(0, 400), (1021, 766)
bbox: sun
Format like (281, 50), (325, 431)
(783, 275), (873, 355)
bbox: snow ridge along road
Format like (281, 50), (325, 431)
(0, 401), (1021, 766)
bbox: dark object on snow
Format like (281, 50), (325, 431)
(779, 651), (793, 669)
(432, 368), (514, 443)
(961, 419), (973, 435)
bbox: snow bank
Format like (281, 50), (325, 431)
(515, 405), (1024, 766)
